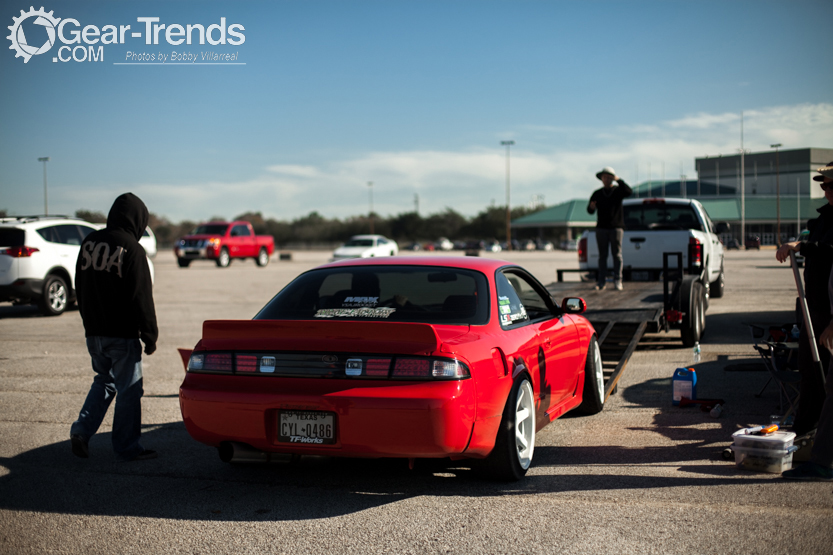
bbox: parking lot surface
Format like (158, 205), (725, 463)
(1, 249), (831, 554)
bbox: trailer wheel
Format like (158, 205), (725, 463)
(256, 248), (269, 267)
(681, 281), (704, 347)
(575, 335), (605, 415)
(216, 248), (231, 268)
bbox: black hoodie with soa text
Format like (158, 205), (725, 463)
(75, 193), (158, 351)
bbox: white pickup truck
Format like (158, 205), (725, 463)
(577, 198), (729, 346)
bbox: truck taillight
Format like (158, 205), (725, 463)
(1, 246), (39, 257)
(689, 237), (702, 267)
(578, 237), (587, 263)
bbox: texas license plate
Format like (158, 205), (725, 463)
(278, 411), (336, 445)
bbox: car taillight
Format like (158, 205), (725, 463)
(391, 357), (470, 380)
(392, 358), (430, 377)
(689, 237), (702, 267)
(188, 352), (234, 373)
(578, 237), (587, 263)
(235, 354), (258, 372)
(1, 246), (39, 257)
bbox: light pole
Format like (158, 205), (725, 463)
(367, 181), (374, 234)
(38, 157), (50, 215)
(501, 140), (515, 250)
(771, 143), (782, 246)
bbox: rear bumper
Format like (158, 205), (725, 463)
(0, 279), (43, 302)
(174, 246), (218, 260)
(179, 374), (477, 458)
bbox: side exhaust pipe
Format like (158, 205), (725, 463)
(219, 441), (271, 463)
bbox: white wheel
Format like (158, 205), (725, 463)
(514, 379), (535, 470)
(576, 335), (605, 415)
(483, 374), (536, 480)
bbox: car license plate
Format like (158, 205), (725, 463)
(278, 411), (336, 445)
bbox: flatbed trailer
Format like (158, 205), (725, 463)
(547, 253), (705, 401)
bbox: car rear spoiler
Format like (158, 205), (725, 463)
(199, 320), (442, 355)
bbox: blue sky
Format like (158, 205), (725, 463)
(1, 0), (832, 221)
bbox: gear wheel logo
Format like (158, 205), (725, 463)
(7, 6), (61, 63)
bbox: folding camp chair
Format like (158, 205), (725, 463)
(749, 323), (801, 418)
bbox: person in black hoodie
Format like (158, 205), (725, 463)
(70, 193), (158, 461)
(587, 167), (632, 290)
(776, 162), (833, 438)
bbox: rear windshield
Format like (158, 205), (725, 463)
(343, 238), (374, 247)
(190, 224), (228, 235)
(0, 228), (24, 247)
(256, 265), (490, 325)
(624, 204), (703, 231)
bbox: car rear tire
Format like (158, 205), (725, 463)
(681, 281), (704, 347)
(177, 258), (191, 268)
(575, 335), (605, 415)
(216, 248), (231, 268)
(482, 375), (535, 481)
(256, 248), (269, 267)
(39, 275), (68, 316)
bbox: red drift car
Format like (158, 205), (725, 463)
(179, 257), (602, 480)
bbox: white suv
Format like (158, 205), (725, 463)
(0, 216), (101, 316)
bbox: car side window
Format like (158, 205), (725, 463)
(231, 225), (251, 237)
(37, 224), (83, 245)
(495, 272), (529, 327)
(501, 269), (554, 321)
(77, 225), (96, 239)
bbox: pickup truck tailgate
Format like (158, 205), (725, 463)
(621, 230), (692, 269)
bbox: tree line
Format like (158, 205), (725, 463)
(72, 206), (548, 248)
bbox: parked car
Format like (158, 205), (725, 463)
(745, 235), (761, 250)
(435, 237), (454, 251)
(140, 227), (157, 258)
(725, 238), (741, 250)
(536, 240), (554, 251)
(179, 256), (602, 481)
(175, 221), (275, 268)
(403, 242), (422, 251)
(331, 235), (399, 261)
(0, 216), (159, 315)
(559, 239), (578, 251)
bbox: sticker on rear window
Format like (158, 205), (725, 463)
(315, 307), (396, 319)
(498, 296), (511, 306)
(341, 296), (379, 307)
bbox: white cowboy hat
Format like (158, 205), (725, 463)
(596, 167), (616, 180)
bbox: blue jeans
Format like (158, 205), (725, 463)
(71, 337), (145, 460)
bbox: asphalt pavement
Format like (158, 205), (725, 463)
(1, 248), (831, 554)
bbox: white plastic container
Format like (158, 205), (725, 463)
(732, 445), (794, 473)
(732, 429), (796, 451)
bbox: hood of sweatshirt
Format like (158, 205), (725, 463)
(107, 193), (149, 241)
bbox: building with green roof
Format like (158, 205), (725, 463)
(512, 147), (833, 245)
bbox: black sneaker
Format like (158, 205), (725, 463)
(126, 449), (158, 461)
(70, 434), (89, 459)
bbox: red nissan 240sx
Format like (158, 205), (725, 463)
(179, 256), (603, 480)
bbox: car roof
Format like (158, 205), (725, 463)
(317, 255), (514, 273)
(0, 216), (92, 227)
(349, 234), (386, 239)
(623, 197), (695, 206)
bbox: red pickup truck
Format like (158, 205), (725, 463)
(174, 221), (275, 268)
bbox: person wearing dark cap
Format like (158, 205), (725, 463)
(777, 162), (833, 441)
(70, 193), (158, 462)
(587, 167), (632, 290)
